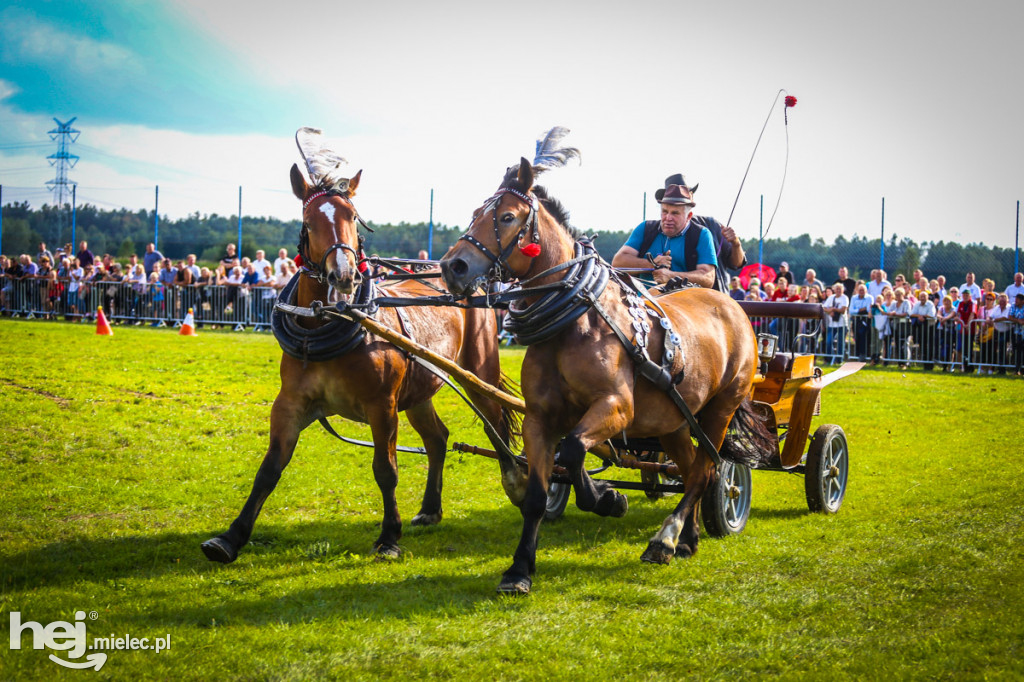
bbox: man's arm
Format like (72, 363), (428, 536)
(652, 263), (714, 288)
(611, 245), (654, 270)
(719, 225), (745, 269)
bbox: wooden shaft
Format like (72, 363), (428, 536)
(351, 310), (527, 413)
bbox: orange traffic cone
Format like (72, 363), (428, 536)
(179, 308), (197, 336)
(95, 306), (113, 336)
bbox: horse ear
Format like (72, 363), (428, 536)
(516, 157), (534, 190)
(348, 170), (362, 197)
(290, 163), (308, 201)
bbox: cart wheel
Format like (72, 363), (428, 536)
(640, 450), (670, 500)
(701, 461), (752, 537)
(545, 482), (571, 521)
(804, 424), (848, 513)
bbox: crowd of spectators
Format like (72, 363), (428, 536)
(1, 241), (298, 329)
(4, 243), (1024, 375)
(728, 264), (1024, 376)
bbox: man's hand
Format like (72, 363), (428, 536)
(721, 225), (739, 243)
(653, 268), (672, 285)
(652, 250), (672, 268)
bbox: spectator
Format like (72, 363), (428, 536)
(762, 282), (776, 301)
(770, 277), (789, 301)
(870, 289), (891, 365)
(102, 263), (124, 318)
(143, 243), (164, 276)
(44, 270), (63, 319)
(948, 286), (961, 307)
(1009, 292), (1024, 376)
(776, 261), (792, 284)
(977, 292), (998, 374)
(833, 266), (856, 299)
(936, 275), (947, 298)
(36, 242), (54, 266)
(960, 272), (982, 300)
(75, 241), (94, 268)
(148, 272), (165, 325)
(257, 265), (277, 328)
(273, 248), (291, 277)
(910, 291), (937, 370)
(957, 289), (977, 371)
(849, 283), (873, 361)
(127, 264), (147, 323)
(252, 250), (272, 277)
(225, 265), (244, 319)
(220, 243), (238, 272)
(418, 249), (430, 260)
(822, 283), (849, 361)
(887, 287), (912, 370)
(1006, 272), (1024, 301)
(745, 283), (763, 301)
(67, 258), (83, 320)
(803, 268), (825, 293)
(728, 276), (745, 301)
(936, 295), (959, 370)
(990, 292), (1012, 374)
(867, 269), (891, 299)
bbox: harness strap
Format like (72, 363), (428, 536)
(588, 290), (722, 467)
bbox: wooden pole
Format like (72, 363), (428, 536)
(346, 309), (527, 413)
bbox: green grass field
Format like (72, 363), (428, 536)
(1, 319), (1022, 680)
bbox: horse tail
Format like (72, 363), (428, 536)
(719, 397), (776, 468)
(497, 371), (523, 451)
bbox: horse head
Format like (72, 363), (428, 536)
(441, 157), (579, 296)
(290, 163), (363, 295)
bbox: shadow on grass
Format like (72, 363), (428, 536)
(1, 492), (820, 625)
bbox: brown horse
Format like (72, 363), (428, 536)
(202, 159), (519, 564)
(440, 157), (774, 594)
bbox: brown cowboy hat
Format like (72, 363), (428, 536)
(655, 173), (698, 206)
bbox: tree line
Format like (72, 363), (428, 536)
(2, 202), (1018, 285)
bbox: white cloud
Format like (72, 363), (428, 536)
(0, 9), (142, 77)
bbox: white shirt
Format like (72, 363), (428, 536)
(824, 293), (849, 327)
(68, 267), (84, 292)
(960, 282), (982, 299)
(910, 301), (936, 319)
(867, 279), (891, 299)
(252, 258), (272, 276)
(274, 257), (292, 276)
(1005, 283), (1024, 300)
(989, 305), (1012, 332)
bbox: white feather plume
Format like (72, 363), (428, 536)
(532, 126), (581, 174)
(295, 127), (349, 187)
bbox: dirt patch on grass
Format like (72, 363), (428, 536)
(1, 379), (71, 408)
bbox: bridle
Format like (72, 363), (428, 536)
(298, 189), (372, 285)
(457, 187), (539, 283)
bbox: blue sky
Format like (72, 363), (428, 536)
(1, 0), (1023, 251)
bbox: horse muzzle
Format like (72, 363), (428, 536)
(440, 252), (489, 297)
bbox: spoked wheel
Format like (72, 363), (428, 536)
(544, 481), (571, 521)
(804, 424), (848, 513)
(701, 460), (752, 537)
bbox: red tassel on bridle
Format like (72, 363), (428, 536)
(519, 242), (541, 258)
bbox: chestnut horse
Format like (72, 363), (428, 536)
(202, 161), (520, 564)
(440, 158), (774, 594)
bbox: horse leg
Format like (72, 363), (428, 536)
(559, 396), (631, 518)
(367, 401), (404, 559)
(641, 427), (705, 565)
(642, 398), (736, 564)
(405, 400), (448, 526)
(498, 414), (558, 595)
(201, 395), (311, 563)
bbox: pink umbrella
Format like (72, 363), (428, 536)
(739, 263), (777, 290)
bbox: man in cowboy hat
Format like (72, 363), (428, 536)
(612, 174), (745, 291)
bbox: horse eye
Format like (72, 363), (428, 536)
(500, 213), (515, 223)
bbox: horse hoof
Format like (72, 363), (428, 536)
(609, 492), (629, 518)
(411, 511), (442, 527)
(497, 574), (532, 595)
(200, 537), (237, 564)
(640, 541), (674, 565)
(373, 542), (402, 560)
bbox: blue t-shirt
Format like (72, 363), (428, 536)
(624, 221), (718, 273)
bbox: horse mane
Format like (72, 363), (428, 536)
(498, 168), (582, 240)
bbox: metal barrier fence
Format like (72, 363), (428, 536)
(4, 275), (1023, 372)
(0, 275), (280, 330)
